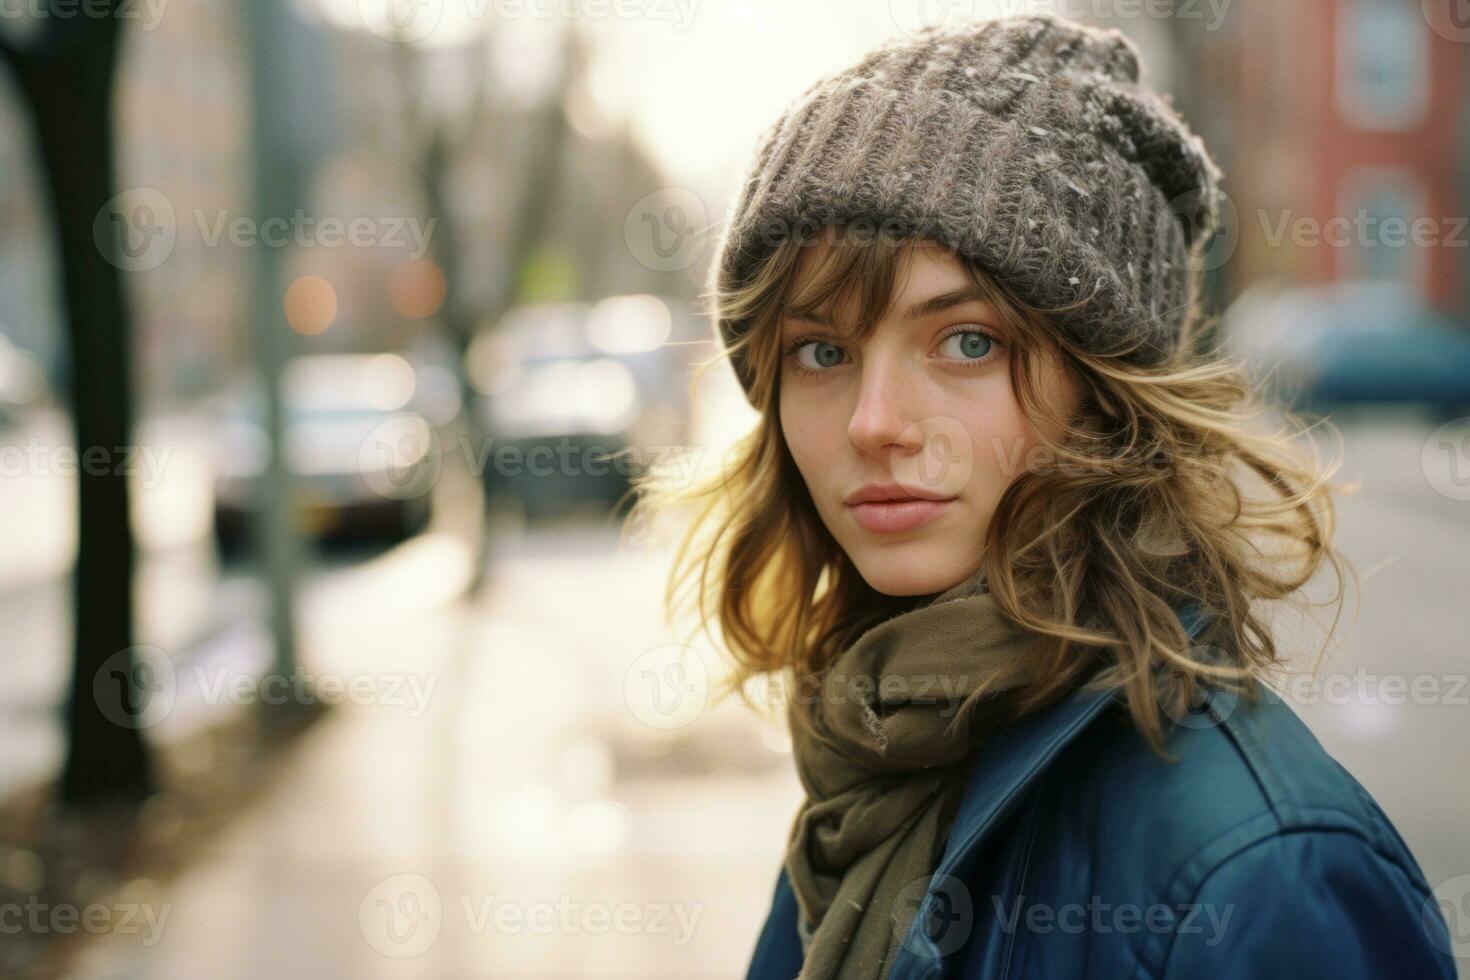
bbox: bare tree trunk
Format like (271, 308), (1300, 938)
(2, 9), (154, 803)
(392, 27), (577, 593)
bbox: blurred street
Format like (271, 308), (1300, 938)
(34, 413), (1468, 980)
(62, 522), (801, 979)
(0, 405), (474, 798)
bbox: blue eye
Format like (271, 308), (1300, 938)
(782, 328), (1000, 379)
(793, 340), (845, 372)
(940, 330), (994, 361)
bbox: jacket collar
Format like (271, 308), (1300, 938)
(891, 601), (1209, 977)
(932, 679), (1120, 884)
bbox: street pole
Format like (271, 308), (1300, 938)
(243, 0), (306, 684)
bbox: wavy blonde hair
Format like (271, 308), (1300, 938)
(624, 227), (1354, 757)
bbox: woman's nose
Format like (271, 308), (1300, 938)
(845, 353), (924, 457)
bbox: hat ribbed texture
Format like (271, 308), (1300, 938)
(710, 13), (1225, 402)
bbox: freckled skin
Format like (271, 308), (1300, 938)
(779, 243), (1082, 597)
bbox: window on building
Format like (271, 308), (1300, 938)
(1336, 0), (1429, 130)
(1336, 167), (1430, 295)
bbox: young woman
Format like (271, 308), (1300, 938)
(630, 14), (1457, 980)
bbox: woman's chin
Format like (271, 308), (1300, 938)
(846, 545), (978, 598)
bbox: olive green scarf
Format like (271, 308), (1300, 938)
(783, 567), (1043, 980)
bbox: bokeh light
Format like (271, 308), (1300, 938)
(283, 275), (337, 335)
(388, 258), (447, 321)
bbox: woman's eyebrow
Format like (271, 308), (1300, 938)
(780, 285), (988, 328)
(899, 286), (988, 322)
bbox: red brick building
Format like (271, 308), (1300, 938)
(1219, 0), (1469, 316)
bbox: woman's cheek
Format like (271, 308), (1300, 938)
(962, 399), (1035, 486)
(781, 406), (831, 491)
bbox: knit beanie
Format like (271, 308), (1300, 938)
(709, 13), (1225, 404)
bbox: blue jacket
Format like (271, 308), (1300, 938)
(745, 607), (1458, 979)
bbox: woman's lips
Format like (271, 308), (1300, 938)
(847, 498), (956, 533)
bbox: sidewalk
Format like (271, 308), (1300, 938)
(0, 405), (480, 795)
(0, 407), (253, 796)
(65, 523), (801, 979)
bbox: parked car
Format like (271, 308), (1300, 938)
(467, 295), (693, 518)
(210, 353), (453, 555)
(1222, 280), (1470, 420)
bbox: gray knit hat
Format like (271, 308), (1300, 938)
(710, 13), (1225, 403)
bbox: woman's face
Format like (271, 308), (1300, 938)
(778, 241), (1083, 597)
